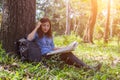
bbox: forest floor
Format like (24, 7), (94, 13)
(0, 35), (120, 80)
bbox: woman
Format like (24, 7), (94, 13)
(27, 17), (101, 70)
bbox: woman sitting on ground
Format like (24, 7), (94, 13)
(27, 17), (101, 70)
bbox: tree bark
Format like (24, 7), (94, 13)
(83, 0), (98, 43)
(0, 0), (36, 53)
(104, 0), (111, 43)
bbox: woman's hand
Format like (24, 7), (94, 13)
(27, 21), (41, 41)
(36, 21), (41, 30)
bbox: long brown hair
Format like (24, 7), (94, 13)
(37, 17), (52, 38)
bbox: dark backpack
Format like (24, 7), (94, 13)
(16, 38), (42, 62)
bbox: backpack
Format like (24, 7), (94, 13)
(16, 38), (42, 62)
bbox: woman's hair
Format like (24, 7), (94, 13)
(37, 17), (52, 38)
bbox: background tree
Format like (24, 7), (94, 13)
(65, 0), (70, 35)
(83, 0), (98, 43)
(69, 0), (89, 37)
(0, 0), (36, 52)
(104, 0), (111, 43)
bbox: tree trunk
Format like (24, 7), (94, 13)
(65, 0), (70, 35)
(0, 0), (36, 53)
(104, 0), (111, 43)
(83, 0), (98, 43)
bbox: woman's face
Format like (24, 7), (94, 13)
(41, 22), (50, 33)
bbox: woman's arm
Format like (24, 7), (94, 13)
(27, 22), (41, 41)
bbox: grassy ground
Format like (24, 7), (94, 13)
(0, 34), (120, 80)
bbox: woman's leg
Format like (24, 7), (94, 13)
(60, 52), (90, 68)
(43, 52), (102, 70)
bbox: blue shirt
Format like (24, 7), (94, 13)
(33, 33), (54, 55)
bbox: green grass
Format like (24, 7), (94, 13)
(0, 35), (120, 80)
